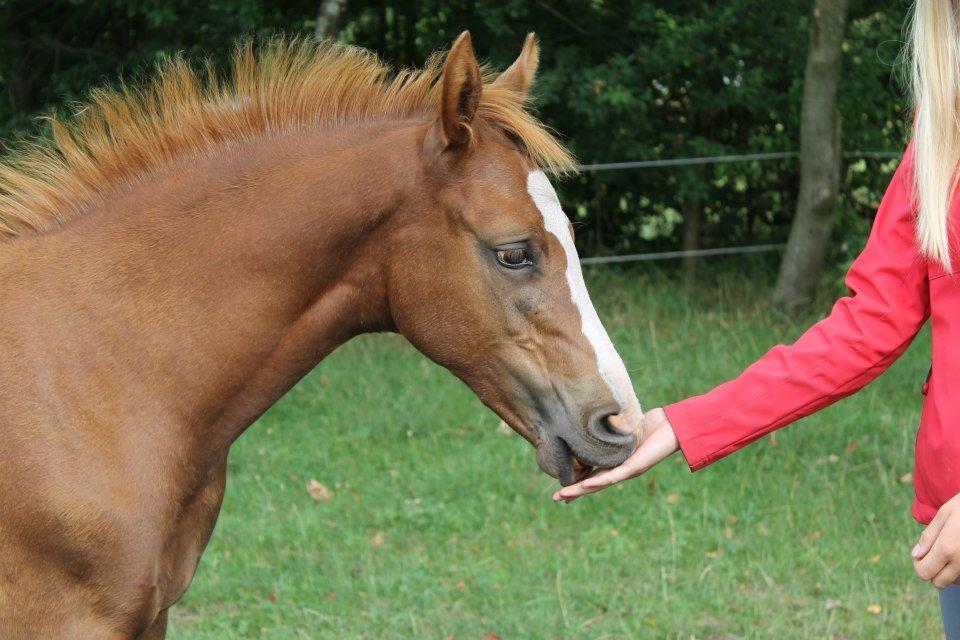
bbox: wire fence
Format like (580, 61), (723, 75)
(571, 149), (900, 173)
(570, 149), (902, 265)
(580, 243), (785, 265)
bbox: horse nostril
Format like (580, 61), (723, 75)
(588, 411), (636, 447)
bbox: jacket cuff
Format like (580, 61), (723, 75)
(663, 401), (712, 471)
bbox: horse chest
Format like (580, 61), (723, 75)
(155, 460), (228, 610)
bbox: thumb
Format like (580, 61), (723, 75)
(914, 505), (951, 559)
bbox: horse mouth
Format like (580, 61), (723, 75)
(554, 437), (595, 486)
(570, 456), (594, 484)
(537, 431), (636, 486)
(533, 424), (631, 486)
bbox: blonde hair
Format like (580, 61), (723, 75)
(910, 0), (960, 268)
(0, 37), (575, 239)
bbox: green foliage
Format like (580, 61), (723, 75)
(0, 0), (912, 260)
(167, 269), (937, 638)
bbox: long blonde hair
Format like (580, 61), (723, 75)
(910, 0), (960, 268)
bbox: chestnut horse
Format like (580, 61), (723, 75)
(0, 33), (641, 638)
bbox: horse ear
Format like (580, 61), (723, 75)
(439, 31), (482, 147)
(493, 32), (539, 96)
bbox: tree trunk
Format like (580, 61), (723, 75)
(680, 193), (702, 286)
(315, 0), (347, 40)
(772, 0), (849, 310)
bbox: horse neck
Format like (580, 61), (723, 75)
(18, 121), (425, 466)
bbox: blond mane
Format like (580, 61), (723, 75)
(0, 37), (575, 238)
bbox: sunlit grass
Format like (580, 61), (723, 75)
(169, 265), (939, 639)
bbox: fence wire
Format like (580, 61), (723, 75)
(580, 243), (785, 265)
(569, 149), (901, 264)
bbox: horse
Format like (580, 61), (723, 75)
(0, 32), (642, 638)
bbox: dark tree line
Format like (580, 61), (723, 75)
(0, 0), (911, 304)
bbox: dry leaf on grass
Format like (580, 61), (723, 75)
(306, 479), (333, 501)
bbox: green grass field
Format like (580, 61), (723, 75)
(167, 266), (940, 639)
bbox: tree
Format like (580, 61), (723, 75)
(315, 0), (347, 39)
(0, 0), (910, 271)
(773, 0), (850, 309)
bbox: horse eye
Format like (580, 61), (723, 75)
(495, 245), (534, 269)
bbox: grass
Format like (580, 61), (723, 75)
(167, 264), (939, 639)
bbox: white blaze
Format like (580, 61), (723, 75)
(527, 170), (642, 430)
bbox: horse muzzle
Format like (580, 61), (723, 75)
(534, 408), (638, 486)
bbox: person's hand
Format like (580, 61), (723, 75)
(552, 407), (679, 502)
(913, 493), (960, 588)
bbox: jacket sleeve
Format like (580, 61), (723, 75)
(664, 147), (930, 471)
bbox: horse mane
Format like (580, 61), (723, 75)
(0, 37), (576, 238)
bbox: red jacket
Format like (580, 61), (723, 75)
(664, 143), (957, 524)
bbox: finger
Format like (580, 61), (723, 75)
(552, 453), (647, 502)
(551, 466), (634, 502)
(580, 464), (637, 491)
(915, 542), (950, 582)
(915, 508), (952, 559)
(555, 446), (652, 499)
(932, 563), (960, 590)
(553, 426), (676, 501)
